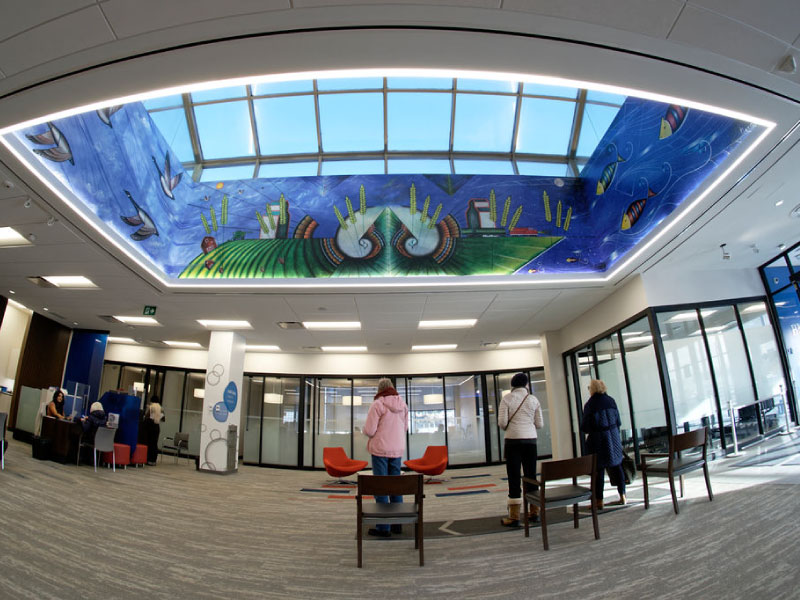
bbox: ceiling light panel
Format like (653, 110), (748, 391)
(114, 316), (161, 325)
(0, 226), (31, 246)
(497, 339), (540, 348)
(418, 319), (476, 329)
(303, 321), (361, 330)
(412, 344), (458, 351)
(41, 275), (97, 288)
(246, 345), (281, 351)
(197, 319), (253, 329)
(163, 340), (203, 348)
(321, 346), (367, 352)
(107, 337), (137, 344)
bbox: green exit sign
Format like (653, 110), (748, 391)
(143, 306), (157, 316)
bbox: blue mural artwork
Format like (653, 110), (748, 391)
(9, 97), (756, 280)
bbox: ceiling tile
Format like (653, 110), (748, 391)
(101, 0), (288, 39)
(668, 5), (790, 70)
(689, 0), (800, 44)
(0, 1), (93, 42)
(502, 0), (684, 39)
(0, 6), (115, 76)
(294, 0), (500, 7)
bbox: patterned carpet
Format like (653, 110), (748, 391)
(0, 434), (798, 599)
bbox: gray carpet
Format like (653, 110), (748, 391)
(0, 435), (799, 599)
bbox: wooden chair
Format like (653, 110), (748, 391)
(640, 427), (713, 514)
(356, 474), (424, 568)
(522, 454), (599, 551)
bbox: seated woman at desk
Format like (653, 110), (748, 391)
(81, 402), (107, 441)
(47, 389), (68, 420)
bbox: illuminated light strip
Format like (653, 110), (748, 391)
(0, 68), (776, 290)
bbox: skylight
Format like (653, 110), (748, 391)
(146, 77), (626, 180)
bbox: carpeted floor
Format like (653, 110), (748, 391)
(0, 434), (799, 599)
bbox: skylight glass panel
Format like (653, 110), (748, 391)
(387, 77), (453, 89)
(516, 97), (576, 155)
(457, 79), (518, 93)
(143, 95), (183, 110)
(516, 161), (570, 177)
(254, 96), (318, 155)
(576, 103), (622, 157)
(258, 162), (319, 178)
(199, 164), (256, 182)
(318, 93), (383, 152)
(387, 93), (451, 151)
(453, 94), (516, 152)
(387, 159), (451, 174)
(317, 77), (383, 91)
(454, 159), (515, 175)
(523, 83), (578, 99)
(321, 160), (384, 175)
(149, 108), (194, 163)
(194, 101), (255, 159)
(586, 90), (627, 105)
(191, 85), (247, 102)
(252, 80), (314, 95)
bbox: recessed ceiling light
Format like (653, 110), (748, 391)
(114, 315), (161, 325)
(418, 319), (477, 329)
(8, 290), (14, 294)
(0, 226), (31, 247)
(197, 319), (252, 329)
(41, 275), (97, 288)
(303, 321), (361, 330)
(246, 344), (281, 351)
(412, 344), (458, 351)
(42, 307), (48, 311)
(497, 339), (540, 348)
(163, 340), (203, 348)
(108, 336), (137, 344)
(321, 346), (368, 352)
(775, 200), (784, 207)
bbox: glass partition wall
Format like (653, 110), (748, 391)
(565, 297), (789, 460)
(99, 364), (548, 469)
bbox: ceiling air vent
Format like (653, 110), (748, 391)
(277, 321), (304, 330)
(98, 315), (118, 323)
(26, 276), (56, 288)
(301, 346), (321, 351)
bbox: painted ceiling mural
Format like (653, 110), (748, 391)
(10, 98), (755, 281)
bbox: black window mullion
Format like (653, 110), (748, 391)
(697, 309), (727, 451)
(616, 330), (641, 466)
(733, 304), (764, 435)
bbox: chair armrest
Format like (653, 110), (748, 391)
(522, 476), (542, 487)
(640, 452), (668, 467)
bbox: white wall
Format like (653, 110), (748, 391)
(641, 267), (764, 307)
(105, 343), (543, 375)
(0, 303), (32, 391)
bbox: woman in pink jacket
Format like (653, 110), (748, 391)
(363, 377), (409, 537)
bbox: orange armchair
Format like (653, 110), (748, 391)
(323, 447), (368, 484)
(404, 445), (448, 482)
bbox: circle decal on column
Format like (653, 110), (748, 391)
(212, 401), (228, 422)
(224, 381), (238, 412)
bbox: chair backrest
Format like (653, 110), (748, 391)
(671, 428), (707, 454)
(94, 427), (116, 452)
(323, 446), (348, 465)
(175, 432), (189, 448)
(540, 454), (595, 482)
(357, 474), (423, 499)
(422, 445), (448, 463)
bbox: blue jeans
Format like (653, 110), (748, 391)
(372, 455), (403, 532)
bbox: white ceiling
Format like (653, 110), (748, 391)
(0, 1), (798, 354)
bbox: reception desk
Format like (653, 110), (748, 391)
(40, 416), (82, 463)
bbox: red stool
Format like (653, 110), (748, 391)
(131, 444), (147, 467)
(103, 443), (131, 469)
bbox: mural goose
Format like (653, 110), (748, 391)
(152, 151), (183, 199)
(121, 190), (159, 241)
(26, 121), (74, 165)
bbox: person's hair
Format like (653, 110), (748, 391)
(90, 401), (104, 413)
(510, 372), (528, 389)
(52, 389), (64, 402)
(588, 379), (607, 395)
(149, 394), (160, 405)
(377, 378), (393, 392)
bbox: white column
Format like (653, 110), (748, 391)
(199, 331), (245, 473)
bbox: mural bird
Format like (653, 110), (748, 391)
(152, 151), (182, 199)
(26, 122), (74, 165)
(121, 190), (159, 241)
(96, 105), (122, 127)
(659, 105), (688, 139)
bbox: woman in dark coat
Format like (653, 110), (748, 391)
(580, 379), (626, 508)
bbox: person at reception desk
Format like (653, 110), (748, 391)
(47, 389), (68, 420)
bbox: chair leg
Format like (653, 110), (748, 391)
(93, 449), (97, 473)
(523, 495), (530, 537)
(668, 475), (679, 514)
(573, 502), (579, 529)
(419, 520), (424, 567)
(112, 448), (116, 473)
(679, 474), (685, 498)
(703, 464), (714, 502)
(540, 504), (549, 551)
(357, 520), (363, 568)
(642, 470), (650, 509)
(591, 496), (600, 540)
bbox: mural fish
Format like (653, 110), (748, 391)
(26, 122), (73, 165)
(96, 106), (122, 127)
(659, 105), (688, 139)
(595, 153), (625, 195)
(121, 191), (159, 240)
(620, 188), (657, 230)
(152, 152), (182, 199)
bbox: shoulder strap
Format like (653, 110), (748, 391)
(507, 394), (529, 425)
